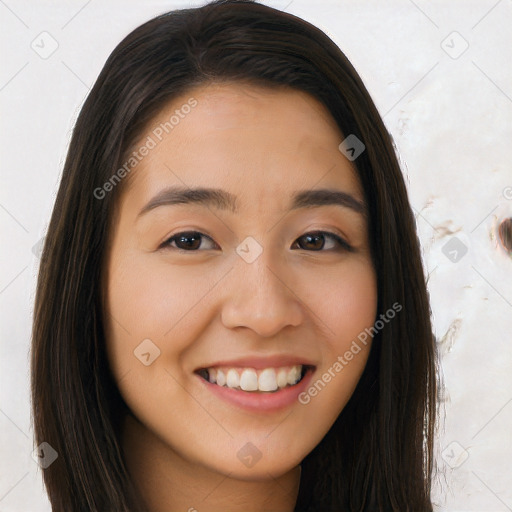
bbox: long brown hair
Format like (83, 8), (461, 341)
(31, 1), (438, 510)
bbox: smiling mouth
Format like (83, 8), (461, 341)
(195, 364), (313, 393)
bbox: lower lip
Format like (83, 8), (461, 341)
(196, 368), (315, 413)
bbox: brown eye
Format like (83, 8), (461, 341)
(161, 231), (218, 251)
(293, 231), (352, 252)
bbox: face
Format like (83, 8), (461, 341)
(103, 82), (377, 481)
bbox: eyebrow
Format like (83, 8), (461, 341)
(137, 186), (367, 218)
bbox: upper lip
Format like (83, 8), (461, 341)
(196, 355), (316, 371)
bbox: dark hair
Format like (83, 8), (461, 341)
(31, 1), (437, 510)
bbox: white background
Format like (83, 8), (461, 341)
(1, 1), (511, 510)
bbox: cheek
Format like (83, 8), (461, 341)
(311, 256), (378, 343)
(107, 246), (223, 332)
(297, 257), (377, 414)
(103, 248), (215, 379)
(103, 251), (218, 433)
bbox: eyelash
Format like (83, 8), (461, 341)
(160, 230), (353, 253)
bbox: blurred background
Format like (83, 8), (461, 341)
(1, 1), (511, 510)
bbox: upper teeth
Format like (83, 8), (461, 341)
(203, 365), (303, 392)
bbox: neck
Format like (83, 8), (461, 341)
(121, 413), (301, 512)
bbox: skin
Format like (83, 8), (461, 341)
(103, 82), (378, 512)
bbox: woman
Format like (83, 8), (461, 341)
(31, 1), (438, 510)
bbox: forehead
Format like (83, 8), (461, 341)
(120, 81), (364, 209)
(178, 81), (339, 132)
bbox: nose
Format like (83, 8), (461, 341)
(221, 249), (304, 337)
